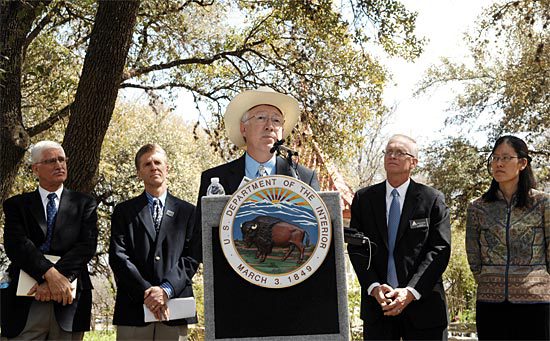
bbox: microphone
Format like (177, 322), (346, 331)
(269, 139), (284, 154)
(270, 140), (298, 156)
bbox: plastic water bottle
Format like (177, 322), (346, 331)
(206, 177), (225, 196)
(0, 271), (10, 289)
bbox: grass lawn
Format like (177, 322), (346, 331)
(84, 330), (115, 341)
(84, 326), (204, 340)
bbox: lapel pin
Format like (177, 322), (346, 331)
(166, 210), (174, 217)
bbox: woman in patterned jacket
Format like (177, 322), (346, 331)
(466, 135), (549, 340)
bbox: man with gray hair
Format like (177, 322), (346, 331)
(348, 134), (451, 340)
(197, 86), (320, 201)
(195, 87), (320, 244)
(2, 140), (98, 340)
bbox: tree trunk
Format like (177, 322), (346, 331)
(0, 1), (50, 204)
(63, 0), (140, 193)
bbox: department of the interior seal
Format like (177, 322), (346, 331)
(220, 175), (331, 288)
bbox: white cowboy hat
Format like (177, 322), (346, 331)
(224, 86), (300, 148)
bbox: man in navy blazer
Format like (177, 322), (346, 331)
(109, 144), (199, 340)
(348, 134), (451, 340)
(2, 140), (98, 340)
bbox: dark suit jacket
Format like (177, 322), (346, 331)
(192, 154), (320, 263)
(1, 188), (98, 338)
(347, 179), (451, 330)
(198, 154), (319, 197)
(109, 191), (198, 326)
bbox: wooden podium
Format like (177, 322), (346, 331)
(201, 191), (349, 341)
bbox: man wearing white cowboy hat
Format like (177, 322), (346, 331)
(200, 86), (319, 192)
(192, 86), (320, 261)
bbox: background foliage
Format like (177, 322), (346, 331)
(2, 0), (548, 337)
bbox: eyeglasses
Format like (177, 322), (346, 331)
(242, 114), (284, 128)
(36, 156), (68, 165)
(383, 150), (415, 159)
(489, 155), (519, 163)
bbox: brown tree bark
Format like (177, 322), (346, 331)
(0, 1), (50, 204)
(62, 0), (140, 193)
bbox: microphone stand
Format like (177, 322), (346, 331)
(271, 140), (301, 181)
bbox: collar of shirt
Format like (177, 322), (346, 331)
(385, 178), (410, 221)
(245, 153), (276, 179)
(38, 185), (64, 215)
(145, 190), (167, 212)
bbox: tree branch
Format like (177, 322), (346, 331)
(27, 103), (72, 137)
(123, 14), (271, 81)
(137, 0), (214, 17)
(120, 82), (229, 102)
(21, 1), (54, 58)
(122, 41), (265, 81)
(24, 11), (51, 54)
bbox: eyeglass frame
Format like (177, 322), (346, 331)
(241, 113), (285, 128)
(488, 155), (521, 164)
(35, 156), (68, 165)
(382, 150), (416, 159)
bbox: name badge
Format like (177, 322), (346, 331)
(409, 218), (429, 229)
(166, 210), (175, 217)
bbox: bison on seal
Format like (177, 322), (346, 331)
(240, 215), (310, 263)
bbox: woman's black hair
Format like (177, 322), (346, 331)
(482, 135), (536, 208)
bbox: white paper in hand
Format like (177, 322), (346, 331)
(16, 255), (76, 298)
(143, 297), (196, 322)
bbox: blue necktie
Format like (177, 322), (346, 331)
(387, 189), (400, 287)
(40, 193), (57, 252)
(256, 164), (268, 178)
(152, 198), (162, 233)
